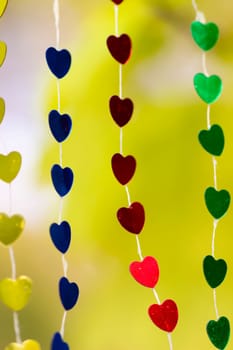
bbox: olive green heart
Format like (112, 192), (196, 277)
(0, 276), (32, 311)
(207, 316), (230, 349)
(0, 213), (25, 245)
(205, 187), (230, 219)
(203, 255), (227, 288)
(0, 41), (7, 67)
(0, 0), (8, 17)
(0, 97), (5, 124)
(194, 73), (222, 104)
(191, 21), (219, 51)
(198, 124), (224, 156)
(4, 340), (41, 350)
(0, 151), (22, 183)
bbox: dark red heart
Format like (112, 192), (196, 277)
(148, 299), (178, 333)
(130, 256), (159, 288)
(112, 153), (136, 185)
(109, 95), (133, 127)
(112, 0), (124, 4)
(107, 34), (132, 64)
(117, 202), (145, 234)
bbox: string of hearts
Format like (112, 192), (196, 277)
(107, 1), (178, 349)
(191, 1), (230, 349)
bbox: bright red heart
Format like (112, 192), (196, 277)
(112, 153), (136, 185)
(107, 34), (132, 64)
(148, 299), (178, 333)
(112, 0), (124, 4)
(109, 95), (134, 127)
(117, 202), (145, 234)
(130, 256), (159, 288)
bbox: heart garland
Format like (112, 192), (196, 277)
(191, 3), (230, 348)
(107, 2), (178, 348)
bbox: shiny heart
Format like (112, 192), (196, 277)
(0, 213), (25, 245)
(51, 333), (69, 350)
(198, 124), (224, 156)
(46, 47), (71, 79)
(191, 21), (219, 51)
(193, 73), (222, 104)
(117, 202), (145, 234)
(0, 0), (8, 17)
(0, 41), (7, 67)
(0, 276), (32, 311)
(51, 164), (74, 197)
(207, 316), (230, 349)
(107, 34), (132, 64)
(148, 299), (178, 332)
(112, 153), (136, 185)
(205, 187), (230, 219)
(0, 151), (22, 183)
(203, 255), (227, 288)
(112, 0), (124, 4)
(4, 339), (41, 350)
(50, 221), (71, 254)
(59, 277), (79, 311)
(49, 110), (72, 143)
(129, 256), (159, 288)
(0, 97), (5, 124)
(109, 95), (134, 127)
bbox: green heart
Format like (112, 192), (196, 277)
(0, 213), (25, 245)
(203, 255), (227, 288)
(191, 21), (219, 51)
(194, 73), (222, 104)
(0, 276), (32, 311)
(0, 97), (5, 124)
(207, 316), (230, 349)
(205, 187), (230, 219)
(198, 124), (224, 156)
(0, 151), (22, 183)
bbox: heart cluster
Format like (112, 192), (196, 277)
(191, 19), (230, 348)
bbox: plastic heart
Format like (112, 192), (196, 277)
(4, 339), (41, 350)
(0, 276), (32, 311)
(51, 164), (74, 197)
(109, 95), (134, 127)
(46, 47), (71, 79)
(59, 277), (79, 311)
(203, 255), (227, 288)
(198, 124), (224, 156)
(0, 0), (8, 17)
(51, 333), (69, 350)
(207, 316), (230, 349)
(193, 73), (222, 104)
(130, 256), (159, 288)
(0, 213), (25, 245)
(50, 221), (71, 254)
(49, 110), (72, 143)
(107, 34), (132, 64)
(0, 151), (22, 183)
(117, 202), (145, 234)
(191, 21), (219, 51)
(205, 187), (230, 219)
(0, 97), (5, 124)
(112, 153), (136, 185)
(0, 41), (7, 67)
(148, 299), (178, 332)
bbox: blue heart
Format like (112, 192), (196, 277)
(49, 110), (72, 143)
(46, 47), (71, 79)
(51, 164), (74, 197)
(50, 221), (71, 254)
(51, 332), (69, 350)
(59, 277), (79, 310)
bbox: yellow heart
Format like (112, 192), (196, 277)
(0, 41), (7, 66)
(0, 151), (22, 183)
(0, 97), (5, 124)
(0, 0), (8, 17)
(0, 276), (32, 311)
(0, 213), (25, 245)
(4, 339), (41, 350)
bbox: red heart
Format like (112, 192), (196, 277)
(112, 0), (124, 4)
(117, 202), (145, 234)
(107, 34), (132, 64)
(109, 95), (133, 127)
(112, 153), (136, 185)
(148, 299), (178, 333)
(129, 256), (159, 288)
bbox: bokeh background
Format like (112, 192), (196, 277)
(0, 0), (233, 349)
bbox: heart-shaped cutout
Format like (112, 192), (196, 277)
(203, 255), (227, 288)
(205, 187), (230, 219)
(51, 333), (69, 350)
(50, 221), (71, 254)
(0, 41), (7, 67)
(193, 73), (222, 104)
(198, 124), (224, 156)
(112, 0), (124, 4)
(49, 110), (72, 143)
(148, 299), (178, 332)
(51, 164), (74, 197)
(0, 276), (32, 311)
(207, 316), (230, 349)
(0, 97), (5, 124)
(0, 0), (8, 17)
(109, 95), (134, 127)
(117, 202), (145, 234)
(0, 151), (22, 183)
(46, 47), (71, 79)
(0, 213), (25, 245)
(130, 256), (159, 288)
(191, 21), (219, 51)
(107, 34), (132, 64)
(59, 277), (79, 311)
(112, 153), (136, 185)
(4, 339), (41, 350)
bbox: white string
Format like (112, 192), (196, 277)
(135, 236), (143, 261)
(212, 157), (218, 190)
(125, 185), (131, 206)
(57, 80), (61, 112)
(202, 53), (209, 76)
(114, 5), (119, 37)
(211, 219), (218, 257)
(53, 0), (60, 49)
(62, 254), (68, 277)
(60, 311), (67, 338)
(152, 288), (161, 305)
(206, 104), (211, 129)
(9, 246), (16, 280)
(191, 0), (206, 23)
(13, 312), (22, 344)
(213, 289), (219, 319)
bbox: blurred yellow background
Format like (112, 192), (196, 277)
(0, 0), (233, 349)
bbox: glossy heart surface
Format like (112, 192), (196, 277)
(0, 213), (25, 245)
(46, 47), (71, 79)
(0, 151), (22, 183)
(117, 202), (145, 234)
(191, 21), (219, 51)
(130, 256), (159, 288)
(107, 34), (132, 64)
(148, 299), (178, 332)
(203, 255), (227, 288)
(194, 73), (222, 104)
(205, 187), (230, 219)
(111, 153), (136, 185)
(0, 276), (32, 311)
(207, 316), (230, 349)
(198, 124), (224, 156)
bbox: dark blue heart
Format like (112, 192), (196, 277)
(50, 221), (71, 254)
(59, 277), (79, 310)
(51, 164), (74, 197)
(46, 47), (71, 79)
(51, 332), (69, 350)
(49, 110), (72, 143)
